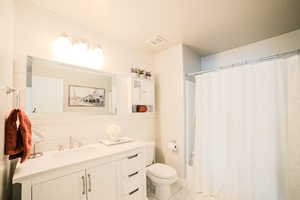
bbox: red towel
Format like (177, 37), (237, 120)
(5, 109), (32, 163)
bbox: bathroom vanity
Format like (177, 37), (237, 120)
(13, 141), (147, 200)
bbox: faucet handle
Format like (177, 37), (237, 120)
(69, 136), (82, 149)
(58, 144), (64, 151)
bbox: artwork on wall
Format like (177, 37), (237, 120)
(69, 85), (105, 107)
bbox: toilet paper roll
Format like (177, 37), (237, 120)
(168, 142), (177, 152)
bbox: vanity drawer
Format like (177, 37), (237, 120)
(122, 169), (145, 194)
(121, 152), (144, 175)
(124, 186), (145, 200)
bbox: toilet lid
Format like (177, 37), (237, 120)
(147, 163), (177, 179)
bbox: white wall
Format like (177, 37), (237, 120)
(182, 45), (202, 74)
(153, 44), (185, 177)
(0, 1), (15, 199)
(153, 44), (200, 178)
(201, 29), (300, 70)
(11, 0), (202, 181)
(13, 1), (155, 151)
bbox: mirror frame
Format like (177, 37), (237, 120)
(26, 56), (118, 116)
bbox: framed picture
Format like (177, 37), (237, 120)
(68, 85), (105, 107)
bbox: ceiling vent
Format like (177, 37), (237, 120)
(146, 35), (166, 47)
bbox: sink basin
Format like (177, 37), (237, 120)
(52, 146), (98, 159)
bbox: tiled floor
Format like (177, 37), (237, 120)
(148, 187), (195, 200)
(172, 190), (218, 200)
(171, 187), (195, 200)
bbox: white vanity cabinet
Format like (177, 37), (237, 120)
(31, 162), (120, 200)
(13, 143), (147, 200)
(32, 170), (86, 200)
(86, 162), (118, 200)
(121, 153), (146, 200)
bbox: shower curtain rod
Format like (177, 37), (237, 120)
(187, 49), (300, 77)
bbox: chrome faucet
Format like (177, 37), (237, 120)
(58, 144), (65, 151)
(29, 142), (44, 159)
(29, 127), (45, 159)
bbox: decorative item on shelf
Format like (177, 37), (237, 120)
(137, 69), (145, 78)
(131, 68), (138, 78)
(137, 105), (148, 112)
(130, 68), (152, 79)
(132, 105), (138, 113)
(145, 71), (152, 79)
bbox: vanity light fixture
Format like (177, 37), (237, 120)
(86, 45), (104, 69)
(72, 39), (88, 66)
(52, 34), (104, 70)
(52, 33), (73, 63)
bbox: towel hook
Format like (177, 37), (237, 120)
(1, 86), (20, 108)
(0, 86), (16, 94)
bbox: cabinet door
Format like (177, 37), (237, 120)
(132, 79), (141, 105)
(140, 80), (154, 106)
(32, 170), (86, 200)
(86, 162), (118, 200)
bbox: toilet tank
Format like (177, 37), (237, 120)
(145, 142), (155, 166)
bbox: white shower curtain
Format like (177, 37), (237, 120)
(193, 54), (300, 200)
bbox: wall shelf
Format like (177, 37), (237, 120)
(128, 77), (155, 114)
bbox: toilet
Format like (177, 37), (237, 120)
(145, 142), (178, 200)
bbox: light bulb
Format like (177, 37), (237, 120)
(92, 47), (104, 69)
(52, 34), (72, 62)
(72, 41), (88, 66)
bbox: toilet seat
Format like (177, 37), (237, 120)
(147, 163), (177, 181)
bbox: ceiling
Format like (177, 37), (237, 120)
(29, 0), (300, 56)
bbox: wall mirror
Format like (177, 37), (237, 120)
(26, 57), (117, 115)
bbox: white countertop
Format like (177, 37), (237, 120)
(13, 141), (146, 183)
